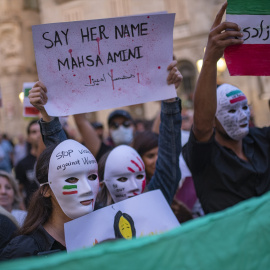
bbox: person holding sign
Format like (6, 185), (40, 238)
(183, 2), (270, 214)
(28, 60), (182, 208)
(0, 140), (99, 259)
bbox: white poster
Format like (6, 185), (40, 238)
(32, 13), (176, 116)
(65, 189), (180, 252)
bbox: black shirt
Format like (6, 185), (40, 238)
(0, 226), (66, 260)
(15, 154), (39, 207)
(183, 127), (270, 214)
(0, 214), (18, 254)
(96, 142), (113, 162)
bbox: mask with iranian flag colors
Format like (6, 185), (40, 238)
(104, 145), (146, 203)
(216, 84), (250, 141)
(48, 139), (99, 219)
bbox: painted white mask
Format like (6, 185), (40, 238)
(48, 140), (99, 219)
(216, 84), (250, 141)
(110, 126), (133, 145)
(104, 145), (146, 203)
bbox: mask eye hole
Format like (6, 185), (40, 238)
(228, 109), (236, 113)
(136, 174), (144, 180)
(117, 177), (128, 182)
(243, 106), (248, 110)
(88, 174), (98, 181)
(65, 177), (78, 184)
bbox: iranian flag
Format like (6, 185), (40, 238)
(225, 0), (270, 76)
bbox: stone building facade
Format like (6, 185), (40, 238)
(0, 0), (269, 138)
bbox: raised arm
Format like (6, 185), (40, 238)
(29, 81), (67, 146)
(193, 2), (243, 142)
(147, 60), (183, 204)
(151, 60), (182, 134)
(73, 114), (102, 158)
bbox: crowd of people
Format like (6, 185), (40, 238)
(0, 1), (270, 262)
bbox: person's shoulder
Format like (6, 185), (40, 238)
(0, 234), (39, 260)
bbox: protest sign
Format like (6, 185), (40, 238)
(32, 14), (176, 116)
(23, 82), (40, 117)
(64, 189), (180, 252)
(225, 0), (270, 75)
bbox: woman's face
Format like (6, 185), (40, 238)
(0, 176), (14, 212)
(142, 147), (158, 179)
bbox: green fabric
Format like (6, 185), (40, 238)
(2, 191), (270, 270)
(227, 0), (270, 15)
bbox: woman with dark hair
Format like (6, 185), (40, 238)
(131, 131), (159, 183)
(0, 139), (99, 260)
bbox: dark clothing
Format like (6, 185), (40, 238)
(183, 127), (270, 214)
(96, 142), (113, 162)
(0, 226), (66, 260)
(15, 154), (39, 207)
(0, 214), (17, 254)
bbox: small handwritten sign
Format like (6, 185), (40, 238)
(64, 190), (180, 252)
(32, 14), (176, 116)
(23, 82), (40, 117)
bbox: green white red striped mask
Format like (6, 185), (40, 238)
(48, 140), (99, 219)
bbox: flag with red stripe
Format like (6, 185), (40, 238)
(225, 0), (270, 75)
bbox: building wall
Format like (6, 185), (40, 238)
(0, 0), (269, 138)
(0, 0), (40, 137)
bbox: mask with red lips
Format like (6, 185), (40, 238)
(104, 145), (146, 203)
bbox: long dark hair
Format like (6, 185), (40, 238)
(95, 150), (113, 208)
(19, 144), (58, 235)
(131, 131), (159, 180)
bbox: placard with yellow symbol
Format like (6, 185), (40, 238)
(65, 190), (180, 252)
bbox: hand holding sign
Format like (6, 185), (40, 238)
(29, 81), (52, 122)
(29, 61), (182, 122)
(204, 2), (243, 65)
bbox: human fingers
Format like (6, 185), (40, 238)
(211, 2), (228, 30)
(167, 66), (178, 83)
(33, 81), (47, 93)
(167, 60), (177, 71)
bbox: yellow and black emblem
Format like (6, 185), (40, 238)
(114, 211), (136, 239)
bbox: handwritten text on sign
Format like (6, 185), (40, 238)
(226, 15), (270, 44)
(32, 14), (175, 116)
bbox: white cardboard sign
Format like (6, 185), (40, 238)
(64, 189), (180, 252)
(32, 14), (176, 116)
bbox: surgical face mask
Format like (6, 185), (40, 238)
(110, 125), (133, 145)
(216, 84), (250, 141)
(104, 145), (146, 203)
(48, 140), (99, 219)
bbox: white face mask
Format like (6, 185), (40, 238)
(104, 145), (146, 203)
(48, 140), (99, 219)
(216, 84), (250, 141)
(110, 126), (133, 145)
